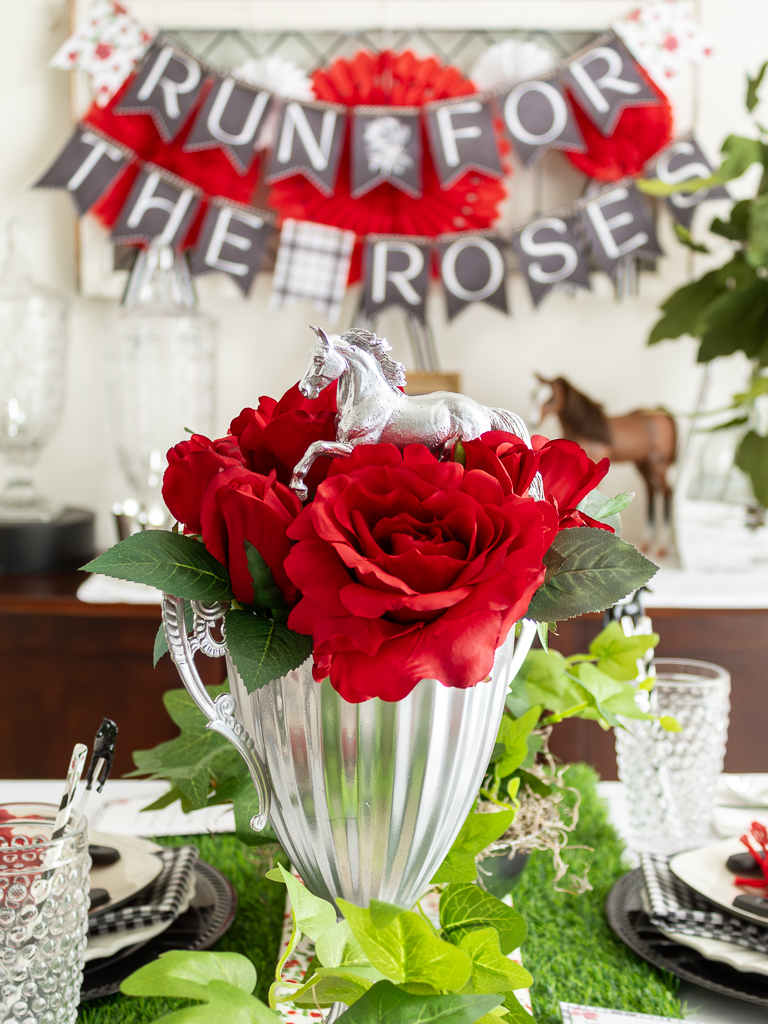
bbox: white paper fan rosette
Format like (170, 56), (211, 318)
(469, 39), (556, 91)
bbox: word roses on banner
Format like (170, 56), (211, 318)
(577, 180), (662, 277)
(361, 236), (431, 320)
(437, 234), (508, 320)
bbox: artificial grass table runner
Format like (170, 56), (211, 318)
(77, 764), (682, 1024)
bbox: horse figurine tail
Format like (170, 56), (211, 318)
(488, 407), (531, 445)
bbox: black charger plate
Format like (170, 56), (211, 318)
(81, 859), (237, 1001)
(606, 868), (768, 1009)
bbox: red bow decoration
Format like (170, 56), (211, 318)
(735, 821), (768, 889)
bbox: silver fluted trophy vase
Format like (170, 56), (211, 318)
(163, 595), (535, 908)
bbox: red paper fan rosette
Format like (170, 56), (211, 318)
(564, 68), (673, 181)
(268, 50), (509, 283)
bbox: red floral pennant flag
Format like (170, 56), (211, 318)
(362, 236), (431, 320)
(184, 78), (273, 175)
(115, 40), (207, 142)
(562, 31), (660, 137)
(34, 125), (128, 215)
(424, 97), (503, 188)
(188, 200), (273, 295)
(437, 234), (508, 320)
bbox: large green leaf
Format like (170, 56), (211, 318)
(748, 193), (768, 266)
(588, 621), (659, 681)
(439, 886), (526, 956)
(244, 541), (288, 610)
(83, 531), (232, 602)
(315, 920), (367, 968)
(338, 899), (472, 992)
(648, 269), (725, 345)
(272, 864), (337, 943)
(431, 808), (515, 885)
(493, 706), (541, 782)
(291, 965), (383, 1008)
(225, 610), (313, 693)
(735, 429), (768, 507)
(696, 280), (768, 362)
(747, 61), (768, 111)
(525, 529), (657, 623)
(335, 981), (502, 1024)
(458, 928), (532, 994)
(711, 199), (751, 242)
(121, 950), (256, 1000)
(638, 134), (762, 195)
(141, 980), (279, 1024)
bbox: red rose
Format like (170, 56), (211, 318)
(230, 382), (338, 494)
(199, 465), (302, 605)
(164, 433), (245, 535)
(461, 432), (612, 533)
(284, 444), (558, 703)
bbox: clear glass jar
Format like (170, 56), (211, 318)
(615, 658), (731, 854)
(0, 803), (90, 1024)
(0, 229), (67, 521)
(106, 243), (215, 527)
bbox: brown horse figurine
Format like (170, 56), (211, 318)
(531, 375), (677, 554)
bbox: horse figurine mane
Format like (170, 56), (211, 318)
(334, 328), (407, 393)
(290, 325), (536, 502)
(554, 376), (612, 446)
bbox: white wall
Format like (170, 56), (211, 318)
(1, 0), (766, 550)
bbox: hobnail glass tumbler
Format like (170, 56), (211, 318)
(615, 658), (730, 854)
(0, 804), (90, 1024)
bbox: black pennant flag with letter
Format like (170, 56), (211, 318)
(110, 167), (199, 249)
(438, 235), (508, 320)
(115, 42), (206, 142)
(361, 236), (431, 319)
(184, 78), (272, 174)
(579, 183), (662, 277)
(645, 137), (730, 229)
(562, 31), (660, 136)
(511, 215), (590, 306)
(425, 98), (503, 188)
(352, 107), (422, 199)
(265, 100), (346, 197)
(189, 201), (272, 295)
(499, 74), (585, 168)
(34, 126), (127, 215)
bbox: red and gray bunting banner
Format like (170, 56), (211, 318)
(110, 167), (199, 249)
(34, 125), (128, 215)
(265, 100), (347, 197)
(361, 237), (432, 319)
(498, 74), (586, 168)
(188, 201), (273, 295)
(352, 107), (422, 199)
(438, 235), (508, 321)
(511, 215), (590, 307)
(184, 77), (273, 174)
(577, 182), (662, 278)
(424, 97), (503, 188)
(115, 42), (207, 142)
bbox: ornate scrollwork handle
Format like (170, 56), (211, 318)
(161, 594), (272, 831)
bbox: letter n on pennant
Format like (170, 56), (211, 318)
(362, 237), (431, 319)
(110, 168), (199, 249)
(265, 100), (346, 196)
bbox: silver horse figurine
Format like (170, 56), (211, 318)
(290, 326), (537, 501)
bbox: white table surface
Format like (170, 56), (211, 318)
(3, 777), (767, 1022)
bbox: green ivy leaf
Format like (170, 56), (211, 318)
(711, 199), (751, 242)
(735, 429), (768, 507)
(272, 864), (337, 943)
(673, 224), (710, 254)
(439, 885), (526, 956)
(244, 541), (288, 610)
(458, 928), (533, 994)
(638, 134), (762, 195)
(431, 808), (515, 885)
(82, 532), (232, 603)
(291, 965), (383, 1008)
(147, 980), (279, 1024)
(315, 920), (367, 969)
(338, 899), (473, 992)
(648, 268), (725, 346)
(588, 621), (659, 681)
(696, 279), (768, 363)
(121, 950), (257, 1001)
(525, 529), (657, 623)
(335, 981), (502, 1024)
(747, 61), (768, 111)
(226, 610), (313, 693)
(493, 707), (541, 783)
(517, 650), (581, 719)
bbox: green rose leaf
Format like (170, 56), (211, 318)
(335, 980), (502, 1024)
(121, 950), (257, 1001)
(589, 621), (659, 681)
(735, 429), (768, 507)
(338, 899), (472, 992)
(244, 541), (288, 610)
(526, 528), (657, 623)
(83, 531), (232, 603)
(431, 808), (515, 885)
(458, 928), (533, 994)
(440, 885), (526, 956)
(226, 610), (313, 693)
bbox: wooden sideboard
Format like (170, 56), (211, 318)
(0, 573), (766, 780)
